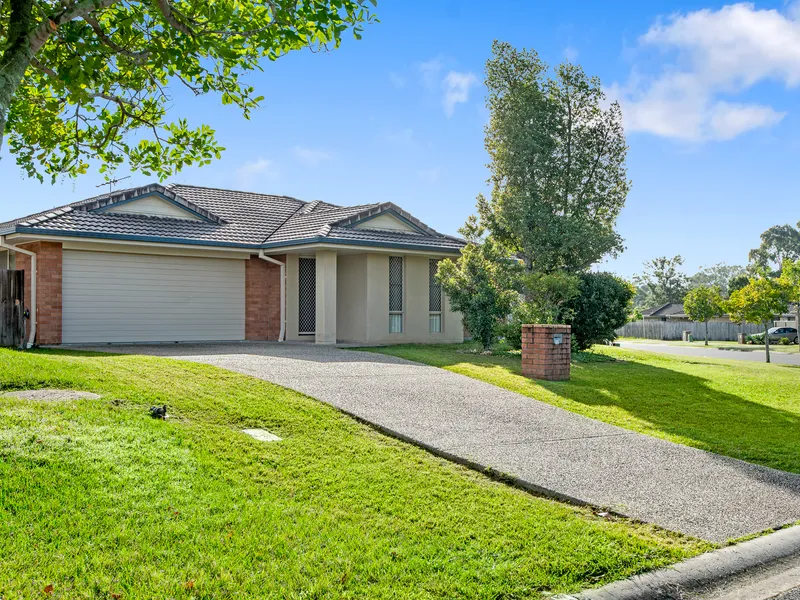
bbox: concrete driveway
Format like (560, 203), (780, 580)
(618, 341), (800, 365)
(79, 342), (800, 543)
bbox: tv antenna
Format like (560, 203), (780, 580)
(96, 175), (131, 194)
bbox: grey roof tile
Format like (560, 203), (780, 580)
(2, 183), (464, 252)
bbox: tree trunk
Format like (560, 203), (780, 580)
(796, 304), (799, 352)
(0, 0), (36, 155)
(704, 320), (709, 346)
(764, 322), (771, 364)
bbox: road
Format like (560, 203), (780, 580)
(618, 341), (800, 366)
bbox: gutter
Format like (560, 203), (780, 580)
(0, 236), (36, 349)
(258, 251), (285, 342)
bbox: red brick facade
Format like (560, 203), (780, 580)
(521, 324), (571, 381)
(15, 241), (63, 345)
(245, 254), (284, 341)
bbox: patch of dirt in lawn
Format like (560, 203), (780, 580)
(2, 389), (101, 401)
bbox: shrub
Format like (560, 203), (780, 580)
(780, 336), (791, 345)
(563, 272), (635, 351)
(437, 239), (519, 350)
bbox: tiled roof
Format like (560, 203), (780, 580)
(642, 303), (687, 317)
(1, 183), (464, 252)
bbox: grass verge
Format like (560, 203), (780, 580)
(362, 344), (800, 475)
(0, 349), (707, 599)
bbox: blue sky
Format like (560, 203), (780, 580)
(2, 0), (800, 278)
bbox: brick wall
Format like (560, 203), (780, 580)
(521, 324), (571, 381)
(15, 241), (63, 345)
(245, 254), (284, 341)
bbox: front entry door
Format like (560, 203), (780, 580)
(298, 257), (316, 335)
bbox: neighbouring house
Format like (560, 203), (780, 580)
(641, 303), (693, 322)
(0, 183), (464, 346)
(642, 302), (797, 327)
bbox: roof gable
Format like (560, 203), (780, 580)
(333, 203), (439, 236)
(84, 184), (224, 223)
(352, 211), (422, 233)
(95, 194), (204, 221)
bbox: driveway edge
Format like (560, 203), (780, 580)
(555, 525), (800, 600)
(334, 405), (636, 518)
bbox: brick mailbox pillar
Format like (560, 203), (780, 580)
(521, 324), (571, 381)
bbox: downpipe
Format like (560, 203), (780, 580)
(258, 251), (286, 342)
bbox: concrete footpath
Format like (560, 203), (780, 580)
(80, 342), (800, 543)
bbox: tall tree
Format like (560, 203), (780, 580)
(779, 258), (800, 351)
(726, 277), (789, 364)
(683, 286), (724, 346)
(748, 224), (800, 273)
(477, 41), (629, 275)
(632, 255), (689, 308)
(728, 273), (750, 296)
(0, 0), (376, 182)
(689, 263), (746, 297)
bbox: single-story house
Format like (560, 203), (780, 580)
(643, 302), (797, 327)
(0, 183), (465, 346)
(641, 303), (692, 321)
(642, 302), (731, 323)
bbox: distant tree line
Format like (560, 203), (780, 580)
(629, 222), (800, 362)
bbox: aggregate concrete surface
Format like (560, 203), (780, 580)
(77, 342), (800, 543)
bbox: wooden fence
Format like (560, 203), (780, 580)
(615, 320), (763, 341)
(0, 270), (25, 348)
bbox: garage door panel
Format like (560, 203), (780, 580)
(62, 250), (246, 343)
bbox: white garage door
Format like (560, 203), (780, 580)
(63, 250), (245, 343)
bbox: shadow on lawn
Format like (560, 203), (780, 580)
(401, 347), (800, 474)
(539, 359), (800, 474)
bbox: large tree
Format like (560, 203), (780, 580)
(689, 263), (746, 297)
(748, 224), (800, 273)
(726, 277), (789, 364)
(477, 41), (629, 275)
(683, 285), (724, 346)
(779, 258), (800, 351)
(632, 255), (689, 308)
(0, 0), (376, 181)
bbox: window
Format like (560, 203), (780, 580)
(298, 257), (316, 334)
(389, 256), (404, 333)
(429, 258), (442, 333)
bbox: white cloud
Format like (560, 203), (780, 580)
(235, 158), (278, 185)
(419, 58), (444, 90)
(612, 3), (800, 141)
(236, 158), (277, 178)
(789, 0), (800, 21)
(442, 71), (478, 117)
(389, 72), (407, 89)
(292, 146), (332, 166)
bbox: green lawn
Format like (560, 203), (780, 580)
(0, 349), (706, 599)
(620, 338), (800, 353)
(363, 344), (800, 475)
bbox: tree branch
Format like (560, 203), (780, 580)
(29, 0), (121, 56)
(153, 0), (195, 36)
(83, 15), (150, 62)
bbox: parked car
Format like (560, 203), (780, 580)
(766, 327), (798, 344)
